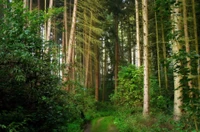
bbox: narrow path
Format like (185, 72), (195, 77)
(84, 116), (118, 132)
(84, 123), (91, 132)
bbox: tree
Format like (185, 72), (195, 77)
(172, 0), (183, 121)
(142, 0), (149, 117)
(135, 0), (141, 67)
(66, 0), (78, 74)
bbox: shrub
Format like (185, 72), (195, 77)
(110, 65), (143, 110)
(0, 1), (81, 131)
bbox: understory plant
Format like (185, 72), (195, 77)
(0, 1), (82, 131)
(110, 64), (143, 110)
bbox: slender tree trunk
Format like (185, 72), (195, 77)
(155, 5), (161, 88)
(114, 16), (119, 93)
(62, 0), (68, 89)
(192, 0), (200, 90)
(135, 0), (141, 67)
(94, 16), (100, 101)
(142, 0), (149, 117)
(71, 39), (75, 93)
(121, 22), (124, 61)
(103, 54), (107, 101)
(95, 45), (100, 101)
(183, 0), (192, 90)
(46, 0), (53, 41)
(23, 0), (28, 9)
(64, 0), (68, 53)
(127, 20), (132, 64)
(30, 0), (32, 11)
(84, 10), (89, 88)
(161, 20), (168, 90)
(172, 0), (183, 121)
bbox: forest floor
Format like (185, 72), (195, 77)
(84, 116), (118, 132)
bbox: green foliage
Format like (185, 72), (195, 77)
(0, 1), (81, 131)
(150, 76), (173, 112)
(110, 65), (143, 109)
(113, 108), (175, 132)
(172, 50), (200, 131)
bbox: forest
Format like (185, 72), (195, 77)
(0, 0), (200, 131)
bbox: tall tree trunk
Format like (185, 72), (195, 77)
(127, 20), (132, 64)
(172, 0), (183, 121)
(155, 5), (161, 88)
(37, 0), (40, 10)
(142, 0), (149, 117)
(161, 20), (168, 90)
(192, 0), (200, 90)
(46, 0), (53, 41)
(23, 0), (28, 9)
(120, 22), (124, 61)
(95, 41), (100, 101)
(30, 0), (32, 11)
(114, 16), (119, 93)
(71, 40), (75, 93)
(62, 0), (68, 89)
(64, 0), (68, 55)
(183, 0), (192, 90)
(135, 0), (141, 67)
(66, 0), (78, 73)
(84, 10), (90, 88)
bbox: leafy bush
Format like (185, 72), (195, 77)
(110, 65), (143, 109)
(0, 1), (81, 131)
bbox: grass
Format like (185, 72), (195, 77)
(90, 116), (118, 132)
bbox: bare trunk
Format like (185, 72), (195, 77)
(30, 0), (32, 11)
(23, 0), (28, 9)
(46, 0), (53, 41)
(84, 10), (90, 88)
(155, 4), (161, 88)
(95, 41), (99, 101)
(142, 0), (149, 117)
(135, 0), (141, 67)
(114, 17), (119, 93)
(161, 21), (168, 90)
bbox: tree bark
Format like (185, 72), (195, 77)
(66, 0), (78, 73)
(46, 0), (53, 41)
(183, 0), (192, 90)
(172, 0), (183, 121)
(142, 0), (149, 117)
(161, 21), (168, 90)
(135, 0), (141, 67)
(192, 0), (200, 90)
(114, 16), (119, 93)
(155, 4), (161, 88)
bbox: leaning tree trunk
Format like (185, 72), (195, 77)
(66, 0), (78, 75)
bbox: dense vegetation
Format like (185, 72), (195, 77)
(0, 0), (200, 132)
